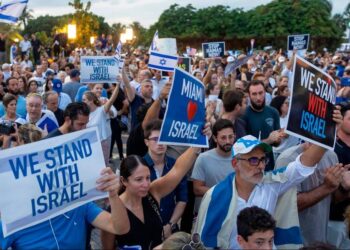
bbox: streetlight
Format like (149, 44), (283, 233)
(67, 24), (77, 40)
(90, 36), (95, 45)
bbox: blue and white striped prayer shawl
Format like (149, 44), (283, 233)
(194, 170), (303, 249)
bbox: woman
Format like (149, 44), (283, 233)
(270, 96), (299, 160)
(101, 147), (202, 250)
(0, 93), (26, 124)
(205, 83), (223, 117)
(82, 84), (119, 164)
(26, 78), (39, 95)
(18, 76), (27, 96)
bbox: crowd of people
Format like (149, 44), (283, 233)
(0, 31), (350, 250)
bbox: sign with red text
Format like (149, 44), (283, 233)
(159, 68), (208, 147)
(286, 55), (337, 150)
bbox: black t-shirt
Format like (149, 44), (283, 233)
(330, 138), (350, 221)
(54, 108), (64, 126)
(109, 87), (126, 111)
(31, 39), (41, 51)
(45, 128), (63, 139)
(126, 123), (147, 157)
(0, 38), (5, 52)
(115, 194), (163, 250)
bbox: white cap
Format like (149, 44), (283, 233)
(231, 135), (271, 158)
(227, 56), (235, 63)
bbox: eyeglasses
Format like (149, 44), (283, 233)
(237, 156), (269, 166)
(147, 137), (159, 142)
(182, 233), (202, 250)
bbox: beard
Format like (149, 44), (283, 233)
(251, 100), (265, 111)
(218, 143), (233, 153)
(8, 89), (18, 95)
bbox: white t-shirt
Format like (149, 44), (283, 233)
(229, 155), (316, 249)
(87, 106), (111, 141)
(19, 40), (31, 52)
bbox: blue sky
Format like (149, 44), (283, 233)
(26, 0), (348, 28)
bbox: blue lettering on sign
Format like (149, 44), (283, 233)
(9, 153), (40, 179)
(300, 110), (326, 138)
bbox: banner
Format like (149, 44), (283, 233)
(157, 38), (177, 55)
(286, 55), (337, 150)
(287, 34), (309, 58)
(202, 42), (225, 58)
(224, 55), (253, 78)
(159, 68), (208, 147)
(177, 57), (191, 73)
(148, 51), (178, 72)
(80, 56), (119, 83)
(0, 127), (107, 237)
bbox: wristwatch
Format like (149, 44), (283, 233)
(167, 221), (178, 232)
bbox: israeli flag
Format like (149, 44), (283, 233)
(148, 51), (178, 72)
(114, 41), (122, 60)
(0, 0), (28, 24)
(148, 30), (159, 53)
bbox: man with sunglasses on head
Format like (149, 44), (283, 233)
(195, 107), (343, 249)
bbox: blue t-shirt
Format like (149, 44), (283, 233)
(0, 202), (102, 250)
(0, 95), (26, 118)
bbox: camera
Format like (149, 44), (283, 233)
(0, 120), (16, 135)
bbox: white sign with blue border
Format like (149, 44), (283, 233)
(80, 56), (119, 83)
(0, 127), (107, 237)
(159, 68), (209, 147)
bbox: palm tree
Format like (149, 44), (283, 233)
(19, 7), (34, 29)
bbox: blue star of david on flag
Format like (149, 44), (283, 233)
(148, 51), (178, 72)
(159, 58), (166, 65)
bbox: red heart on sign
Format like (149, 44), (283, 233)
(187, 100), (197, 122)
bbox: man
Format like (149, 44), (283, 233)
(0, 77), (26, 117)
(123, 66), (153, 129)
(143, 119), (187, 238)
(151, 69), (168, 100)
(20, 54), (33, 71)
(43, 91), (64, 126)
(32, 65), (45, 92)
(0, 33), (6, 64)
(2, 63), (11, 81)
(52, 79), (72, 110)
(192, 119), (235, 198)
(130, 69), (152, 95)
(195, 131), (339, 249)
(275, 143), (340, 245)
(31, 34), (42, 65)
(328, 103), (350, 249)
(237, 206), (276, 250)
(221, 90), (247, 139)
(242, 80), (285, 171)
(62, 69), (82, 101)
(19, 34), (31, 59)
(26, 93), (58, 133)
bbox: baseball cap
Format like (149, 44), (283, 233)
(231, 135), (271, 158)
(70, 69), (80, 78)
(52, 79), (62, 93)
(227, 56), (235, 63)
(45, 69), (55, 77)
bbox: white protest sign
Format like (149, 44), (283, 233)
(80, 56), (119, 83)
(287, 34), (310, 58)
(0, 127), (107, 237)
(157, 38), (177, 55)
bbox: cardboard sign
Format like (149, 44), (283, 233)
(80, 56), (119, 83)
(286, 55), (337, 150)
(177, 57), (191, 73)
(159, 68), (208, 147)
(202, 42), (225, 58)
(0, 127), (107, 237)
(287, 34), (309, 58)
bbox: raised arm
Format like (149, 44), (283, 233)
(93, 167), (130, 235)
(122, 65), (136, 102)
(142, 82), (171, 130)
(149, 147), (200, 203)
(103, 83), (120, 113)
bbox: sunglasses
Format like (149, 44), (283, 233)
(147, 137), (159, 142)
(237, 156), (269, 166)
(182, 233), (202, 250)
